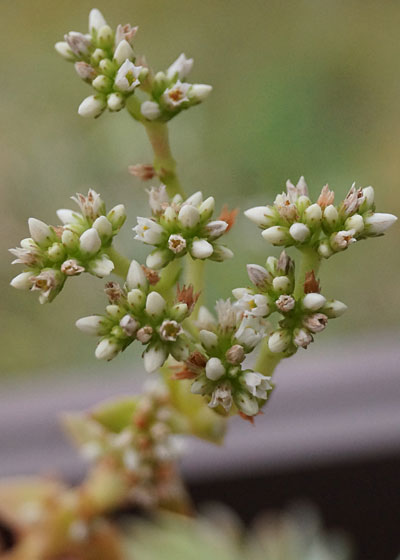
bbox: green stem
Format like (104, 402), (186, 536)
(185, 256), (205, 319)
(104, 246), (130, 280)
(144, 122), (185, 198)
(293, 246), (321, 299)
(255, 341), (284, 377)
(155, 259), (182, 299)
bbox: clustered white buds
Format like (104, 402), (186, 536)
(232, 251), (347, 356)
(133, 186), (234, 269)
(56, 10), (212, 121)
(71, 381), (186, 509)
(10, 189), (126, 303)
(76, 260), (198, 372)
(245, 179), (397, 258)
(174, 299), (273, 417)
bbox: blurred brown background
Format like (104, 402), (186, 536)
(1, 0), (399, 377)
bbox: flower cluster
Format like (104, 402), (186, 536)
(174, 299), (273, 418)
(69, 381), (186, 509)
(10, 190), (125, 303)
(76, 260), (198, 372)
(233, 251), (347, 355)
(134, 186), (234, 269)
(245, 178), (397, 257)
(56, 9), (212, 120)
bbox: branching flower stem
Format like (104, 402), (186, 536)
(104, 246), (131, 279)
(255, 247), (321, 377)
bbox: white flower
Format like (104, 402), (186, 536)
(143, 344), (168, 373)
(235, 293), (269, 317)
(215, 299), (238, 330)
(166, 53), (194, 80)
(289, 223), (310, 242)
(268, 329), (291, 353)
(147, 185), (169, 214)
(209, 384), (232, 411)
(159, 319), (182, 342)
(78, 95), (106, 118)
(10, 271), (34, 290)
(114, 39), (134, 65)
(244, 371), (272, 399)
(61, 259), (85, 276)
(302, 293), (327, 311)
(178, 204), (200, 228)
(115, 60), (142, 92)
(115, 24), (138, 47)
(191, 239), (213, 259)
(28, 218), (52, 246)
(286, 176), (309, 200)
(302, 313), (328, 333)
(205, 357), (225, 381)
(141, 101), (161, 120)
(168, 234), (186, 254)
(261, 226), (290, 245)
(126, 259), (148, 290)
(196, 306), (217, 330)
(364, 212), (397, 235)
(330, 229), (356, 251)
(72, 190), (104, 220)
(76, 315), (106, 336)
(95, 338), (119, 360)
(145, 291), (166, 317)
(189, 84), (213, 102)
(133, 217), (164, 245)
(79, 228), (102, 254)
(30, 269), (63, 303)
(275, 294), (295, 312)
(89, 8), (107, 32)
(244, 206), (276, 228)
(162, 80), (191, 108)
(235, 314), (265, 349)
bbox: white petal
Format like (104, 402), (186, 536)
(126, 260), (148, 290)
(191, 239), (213, 259)
(145, 291), (166, 317)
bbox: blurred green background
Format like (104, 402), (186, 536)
(1, 0), (399, 376)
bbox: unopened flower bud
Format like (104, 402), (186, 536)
(76, 315), (107, 336)
(91, 48), (107, 65)
(323, 204), (339, 228)
(92, 74), (113, 93)
(107, 93), (125, 112)
(107, 204), (126, 229)
(205, 357), (225, 381)
(97, 25), (114, 49)
(302, 293), (326, 311)
(234, 391), (259, 416)
(141, 101), (161, 120)
(98, 57), (115, 76)
(120, 314), (139, 337)
(344, 213), (364, 234)
(95, 338), (119, 360)
(146, 249), (170, 270)
(360, 186), (375, 211)
(199, 329), (219, 351)
(304, 203), (322, 225)
(226, 344), (245, 365)
(47, 242), (66, 262)
(318, 240), (333, 258)
(78, 95), (106, 118)
(55, 41), (75, 61)
(145, 291), (166, 317)
(191, 239), (214, 259)
(127, 288), (146, 310)
(166, 53), (194, 80)
(126, 260), (148, 290)
(93, 215), (112, 238)
(28, 218), (53, 246)
(268, 329), (291, 353)
(364, 212), (397, 235)
(196, 306), (217, 330)
(136, 326), (153, 343)
(75, 61), (96, 82)
(261, 226), (290, 246)
(189, 83), (212, 102)
(10, 271), (33, 290)
(244, 206), (275, 228)
(205, 220), (228, 239)
(246, 264), (271, 290)
(170, 303), (189, 322)
(199, 196), (215, 219)
(209, 245), (233, 261)
(79, 228), (101, 254)
(289, 222), (310, 242)
(322, 300), (347, 318)
(114, 40), (134, 65)
(88, 255), (114, 277)
(62, 229), (79, 250)
(272, 275), (291, 294)
(178, 204), (200, 228)
(89, 8), (107, 33)
(143, 344), (168, 373)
